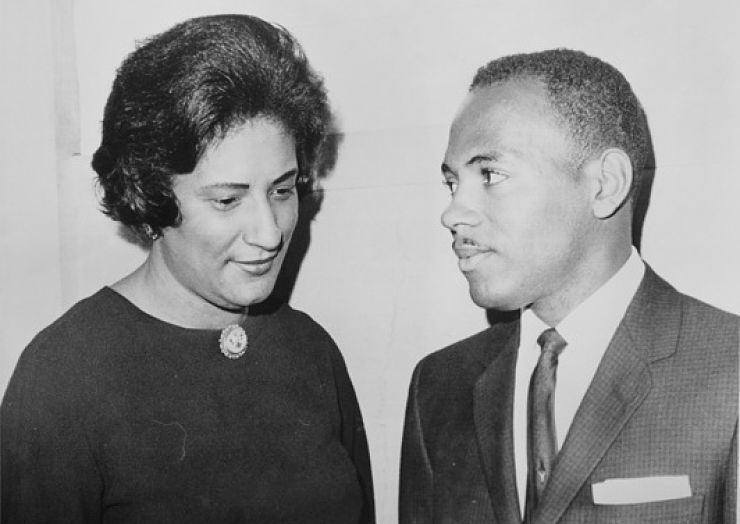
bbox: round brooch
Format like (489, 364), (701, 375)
(219, 324), (248, 359)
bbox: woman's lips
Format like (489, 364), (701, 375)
(232, 255), (278, 276)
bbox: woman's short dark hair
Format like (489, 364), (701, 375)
(92, 14), (331, 241)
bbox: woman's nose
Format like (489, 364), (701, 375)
(242, 198), (282, 251)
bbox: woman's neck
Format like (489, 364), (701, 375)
(111, 256), (247, 330)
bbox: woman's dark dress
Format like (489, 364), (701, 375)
(1, 288), (374, 523)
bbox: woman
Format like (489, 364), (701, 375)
(1, 15), (374, 523)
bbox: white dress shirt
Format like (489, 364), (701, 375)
(513, 248), (646, 514)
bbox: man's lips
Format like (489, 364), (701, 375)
(452, 240), (492, 272)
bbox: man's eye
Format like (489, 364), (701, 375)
(481, 168), (508, 186)
(442, 179), (457, 195)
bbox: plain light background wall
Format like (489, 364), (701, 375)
(2, 0), (739, 521)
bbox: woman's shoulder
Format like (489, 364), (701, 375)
(259, 303), (344, 362)
(258, 303), (329, 339)
(7, 288), (132, 409)
(23, 287), (135, 360)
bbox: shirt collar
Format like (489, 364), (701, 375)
(556, 247), (645, 350)
(520, 305), (549, 350)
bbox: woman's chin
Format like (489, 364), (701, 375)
(226, 280), (279, 309)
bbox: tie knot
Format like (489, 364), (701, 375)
(536, 328), (567, 356)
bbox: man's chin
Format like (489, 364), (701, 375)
(468, 283), (521, 312)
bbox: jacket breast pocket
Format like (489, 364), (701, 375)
(565, 495), (704, 523)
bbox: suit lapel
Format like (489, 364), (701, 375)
(532, 325), (651, 523)
(533, 267), (683, 524)
(474, 317), (522, 523)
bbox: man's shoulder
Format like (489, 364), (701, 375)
(646, 267), (738, 336)
(638, 265), (733, 317)
(421, 327), (493, 367)
(676, 290), (739, 361)
(679, 289), (738, 326)
(414, 312), (518, 386)
(639, 268), (738, 368)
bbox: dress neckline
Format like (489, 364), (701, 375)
(101, 286), (238, 336)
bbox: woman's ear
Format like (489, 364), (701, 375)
(591, 148), (633, 219)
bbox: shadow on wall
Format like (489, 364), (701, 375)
(632, 117), (656, 254)
(253, 125), (344, 315)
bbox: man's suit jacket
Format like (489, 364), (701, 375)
(400, 268), (738, 523)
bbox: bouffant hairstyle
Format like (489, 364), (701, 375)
(471, 48), (649, 203)
(92, 14), (330, 241)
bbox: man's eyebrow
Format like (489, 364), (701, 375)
(466, 153), (499, 166)
(441, 153), (500, 175)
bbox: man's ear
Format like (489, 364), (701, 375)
(590, 148), (633, 219)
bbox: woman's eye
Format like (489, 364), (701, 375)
(442, 179), (457, 195)
(212, 197), (240, 210)
(272, 185), (296, 200)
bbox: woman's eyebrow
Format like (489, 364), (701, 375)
(197, 182), (250, 194)
(272, 168), (298, 185)
(195, 168), (298, 194)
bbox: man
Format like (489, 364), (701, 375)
(399, 49), (737, 523)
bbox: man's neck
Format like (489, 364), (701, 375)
(531, 243), (632, 327)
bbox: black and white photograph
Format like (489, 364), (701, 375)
(1, 1), (738, 522)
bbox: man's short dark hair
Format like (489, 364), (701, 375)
(92, 14), (331, 241)
(471, 48), (649, 201)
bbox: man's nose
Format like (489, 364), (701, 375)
(441, 190), (481, 232)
